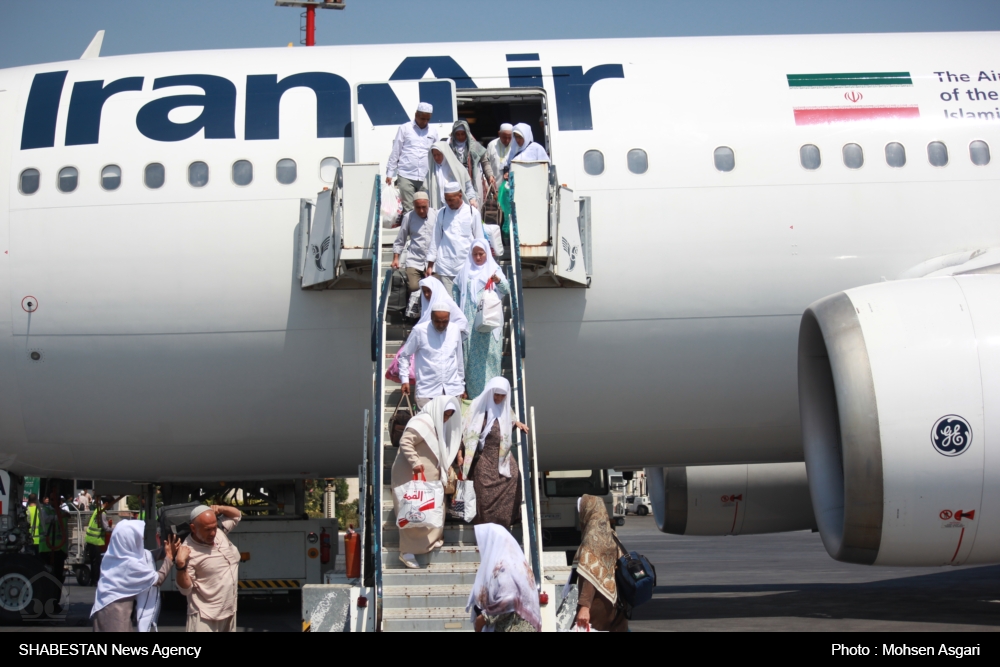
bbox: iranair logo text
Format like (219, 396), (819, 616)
(19, 55), (624, 150)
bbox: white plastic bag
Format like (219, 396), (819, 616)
(381, 184), (402, 228)
(394, 473), (444, 530)
(474, 288), (504, 334)
(405, 290), (422, 319)
(485, 224), (503, 257)
(447, 479), (476, 523)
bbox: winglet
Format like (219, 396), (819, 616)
(80, 30), (105, 59)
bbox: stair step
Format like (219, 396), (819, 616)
(381, 584), (472, 610)
(382, 524), (480, 546)
(383, 545), (480, 566)
(382, 568), (480, 587)
(381, 607), (474, 631)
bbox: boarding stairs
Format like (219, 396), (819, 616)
(368, 171), (546, 631)
(298, 162), (592, 631)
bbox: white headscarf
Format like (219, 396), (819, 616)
(455, 239), (502, 334)
(505, 123), (550, 167)
(406, 395), (462, 481)
(418, 275), (467, 331)
(466, 523), (540, 631)
(461, 377), (515, 478)
(428, 143), (474, 209)
(91, 520), (161, 631)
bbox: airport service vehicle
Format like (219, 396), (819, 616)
(0, 29), (998, 625)
(626, 495), (651, 517)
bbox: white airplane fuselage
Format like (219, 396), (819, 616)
(0, 32), (997, 481)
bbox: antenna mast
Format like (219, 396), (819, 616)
(275, 0), (345, 46)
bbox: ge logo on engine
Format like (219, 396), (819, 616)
(931, 415), (972, 457)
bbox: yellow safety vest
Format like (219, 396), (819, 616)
(37, 506), (66, 553)
(26, 505), (40, 545)
(85, 509), (105, 546)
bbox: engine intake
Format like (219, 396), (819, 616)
(799, 275), (999, 566)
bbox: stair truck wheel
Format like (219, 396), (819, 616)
(73, 564), (92, 587)
(637, 505), (649, 516)
(0, 554), (62, 623)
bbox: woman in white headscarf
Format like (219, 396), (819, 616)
(390, 395), (462, 569)
(502, 123), (550, 175)
(467, 523), (540, 632)
(427, 143), (478, 209)
(456, 240), (510, 397)
(417, 275), (467, 334)
(91, 521), (187, 632)
(448, 119), (495, 204)
(460, 377), (528, 529)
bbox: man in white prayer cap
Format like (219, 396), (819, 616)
(391, 191), (437, 294)
(487, 123), (514, 182)
(175, 504), (243, 632)
(398, 300), (467, 407)
(386, 102), (439, 214)
(428, 182), (485, 297)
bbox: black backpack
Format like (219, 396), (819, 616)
(386, 270), (408, 313)
(612, 532), (656, 617)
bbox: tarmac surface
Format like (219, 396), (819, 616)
(3, 515), (999, 632)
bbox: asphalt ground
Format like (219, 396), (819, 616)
(618, 515), (1000, 632)
(3, 515), (998, 632)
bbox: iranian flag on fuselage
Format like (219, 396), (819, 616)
(788, 72), (919, 125)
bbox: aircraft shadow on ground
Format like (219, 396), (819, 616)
(632, 564), (1000, 627)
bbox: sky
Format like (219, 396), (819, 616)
(1, 0), (1000, 69)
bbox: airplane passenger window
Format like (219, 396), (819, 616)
(970, 140), (991, 166)
(144, 163), (165, 189)
(188, 162), (209, 188)
(101, 165), (121, 191)
(927, 141), (948, 167)
(320, 157), (341, 182)
(58, 167), (78, 193)
(626, 149), (648, 174)
(276, 159), (297, 185)
(800, 144), (821, 170)
(583, 150), (604, 176)
(714, 146), (735, 172)
(232, 160), (253, 186)
(885, 142), (906, 168)
(842, 143), (864, 169)
(19, 169), (40, 195)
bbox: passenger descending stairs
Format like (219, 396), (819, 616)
(368, 192), (543, 631)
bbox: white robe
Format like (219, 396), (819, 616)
(432, 203), (485, 278)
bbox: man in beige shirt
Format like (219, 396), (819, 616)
(175, 504), (242, 632)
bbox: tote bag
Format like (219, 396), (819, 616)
(474, 287), (504, 334)
(394, 473), (444, 530)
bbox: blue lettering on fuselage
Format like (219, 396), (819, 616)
(18, 55), (623, 149)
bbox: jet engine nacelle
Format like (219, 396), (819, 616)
(799, 275), (1000, 566)
(645, 463), (816, 536)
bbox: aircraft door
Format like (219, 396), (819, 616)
(553, 186), (589, 286)
(354, 79), (457, 166)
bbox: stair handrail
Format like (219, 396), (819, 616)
(503, 177), (541, 587)
(370, 267), (391, 628)
(358, 409), (369, 585)
(507, 172), (526, 359)
(370, 175), (383, 362)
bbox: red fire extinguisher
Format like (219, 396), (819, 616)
(320, 528), (331, 565)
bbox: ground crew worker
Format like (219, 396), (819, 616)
(85, 497), (114, 586)
(38, 488), (68, 590)
(25, 493), (39, 555)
